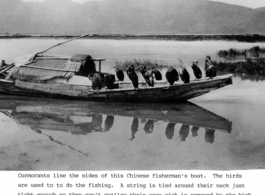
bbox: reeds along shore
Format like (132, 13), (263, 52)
(114, 59), (170, 71)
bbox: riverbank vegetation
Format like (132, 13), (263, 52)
(218, 46), (265, 59)
(214, 46), (265, 76)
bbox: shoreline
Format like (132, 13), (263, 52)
(1, 34), (265, 42)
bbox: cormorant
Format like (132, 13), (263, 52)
(191, 61), (202, 79)
(104, 74), (116, 89)
(140, 65), (154, 87)
(165, 67), (179, 85)
(179, 66), (190, 83)
(88, 73), (103, 91)
(204, 55), (217, 78)
(126, 65), (138, 88)
(206, 65), (217, 79)
(116, 69), (124, 81)
(151, 69), (162, 80)
(205, 55), (212, 70)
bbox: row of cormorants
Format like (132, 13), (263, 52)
(124, 63), (164, 88)
(88, 72), (118, 91)
(89, 56), (217, 90)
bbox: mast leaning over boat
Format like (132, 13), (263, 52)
(0, 34), (91, 78)
(35, 33), (105, 73)
(36, 33), (91, 55)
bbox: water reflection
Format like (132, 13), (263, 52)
(104, 115), (114, 132)
(144, 120), (154, 134)
(165, 123), (176, 140)
(191, 126), (199, 137)
(205, 129), (215, 144)
(234, 73), (265, 82)
(92, 114), (103, 131)
(179, 124), (190, 142)
(0, 96), (232, 144)
(130, 118), (139, 140)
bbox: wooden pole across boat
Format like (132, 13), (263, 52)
(0, 64), (15, 75)
(91, 58), (105, 73)
(37, 33), (91, 55)
(20, 65), (76, 72)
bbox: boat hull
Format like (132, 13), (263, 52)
(0, 75), (233, 102)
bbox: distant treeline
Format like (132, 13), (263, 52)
(1, 34), (265, 42)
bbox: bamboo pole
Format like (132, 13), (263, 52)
(20, 65), (76, 72)
(36, 33), (91, 55)
(0, 34), (90, 77)
(0, 64), (15, 74)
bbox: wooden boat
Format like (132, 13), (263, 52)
(0, 97), (232, 135)
(0, 53), (233, 102)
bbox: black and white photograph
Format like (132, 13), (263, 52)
(0, 0), (265, 192)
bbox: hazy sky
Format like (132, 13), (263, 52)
(22, 0), (265, 9)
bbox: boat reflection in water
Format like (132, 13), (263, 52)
(0, 96), (232, 144)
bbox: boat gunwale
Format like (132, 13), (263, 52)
(89, 74), (233, 94)
(0, 74), (233, 93)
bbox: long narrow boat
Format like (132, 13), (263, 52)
(0, 53), (233, 102)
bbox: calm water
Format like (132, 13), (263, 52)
(0, 38), (264, 170)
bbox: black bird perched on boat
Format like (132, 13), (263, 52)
(104, 74), (116, 89)
(165, 67), (179, 85)
(140, 65), (154, 87)
(0, 60), (7, 69)
(179, 66), (190, 83)
(204, 55), (217, 79)
(88, 73), (103, 91)
(206, 65), (217, 79)
(126, 65), (138, 88)
(116, 68), (124, 81)
(205, 55), (212, 71)
(191, 61), (202, 79)
(151, 69), (162, 80)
